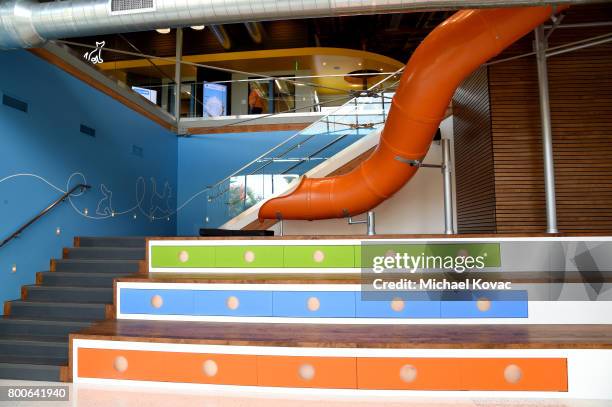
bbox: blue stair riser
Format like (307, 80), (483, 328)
(77, 237), (146, 248)
(40, 272), (133, 287)
(24, 286), (113, 303)
(64, 248), (145, 260)
(0, 320), (91, 338)
(0, 363), (62, 382)
(53, 260), (141, 273)
(119, 288), (528, 319)
(0, 340), (67, 358)
(9, 302), (107, 320)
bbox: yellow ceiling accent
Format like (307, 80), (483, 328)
(97, 47), (404, 94)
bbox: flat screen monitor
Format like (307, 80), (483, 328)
(203, 83), (227, 117)
(131, 86), (158, 104)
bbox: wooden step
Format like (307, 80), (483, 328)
(74, 320), (612, 349)
(70, 321), (612, 393)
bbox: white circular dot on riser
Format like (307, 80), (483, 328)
(113, 356), (128, 373)
(298, 364), (315, 381)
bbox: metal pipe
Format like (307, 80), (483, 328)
(244, 22), (263, 44)
(546, 35), (612, 57)
(487, 32), (612, 66)
(441, 138), (455, 235)
(367, 211), (376, 236)
(0, 0), (585, 49)
(210, 25), (231, 50)
(348, 211), (376, 236)
(1, 184), (91, 248)
(174, 27), (182, 121)
(543, 21), (612, 29)
(534, 25), (558, 234)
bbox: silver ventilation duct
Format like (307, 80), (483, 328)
(0, 0), (589, 49)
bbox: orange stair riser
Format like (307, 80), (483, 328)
(78, 348), (258, 386)
(358, 358), (462, 390)
(77, 348), (567, 391)
(359, 358), (567, 391)
(258, 355), (357, 389)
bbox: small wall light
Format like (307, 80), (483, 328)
(133, 213), (137, 220)
(11, 264), (17, 273)
(83, 208), (89, 215)
(55, 227), (61, 236)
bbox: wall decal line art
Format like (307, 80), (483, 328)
(83, 41), (105, 64)
(96, 184), (113, 216)
(0, 172), (219, 223)
(149, 178), (173, 220)
(0, 173), (174, 223)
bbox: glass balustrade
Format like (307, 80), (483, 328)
(203, 89), (397, 227)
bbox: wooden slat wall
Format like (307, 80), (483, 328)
(488, 37), (546, 232)
(488, 13), (612, 233)
(453, 67), (497, 233)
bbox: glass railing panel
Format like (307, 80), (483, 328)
(202, 88), (398, 227)
(57, 38), (398, 122)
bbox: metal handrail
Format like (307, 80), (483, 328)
(207, 96), (397, 192)
(0, 184), (91, 248)
(281, 132), (352, 175)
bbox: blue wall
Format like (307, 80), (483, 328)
(0, 50), (177, 310)
(177, 131), (295, 234)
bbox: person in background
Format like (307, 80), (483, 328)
(248, 86), (265, 114)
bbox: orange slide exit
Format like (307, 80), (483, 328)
(259, 6), (564, 221)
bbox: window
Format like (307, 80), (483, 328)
(248, 76), (295, 115)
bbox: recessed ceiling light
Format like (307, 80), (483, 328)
(358, 62), (363, 66)
(322, 61), (327, 66)
(379, 68), (384, 71)
(156, 28), (171, 34)
(191, 25), (205, 30)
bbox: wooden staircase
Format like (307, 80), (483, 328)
(0, 237), (146, 381)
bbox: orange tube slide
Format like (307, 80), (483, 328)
(259, 6), (565, 221)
